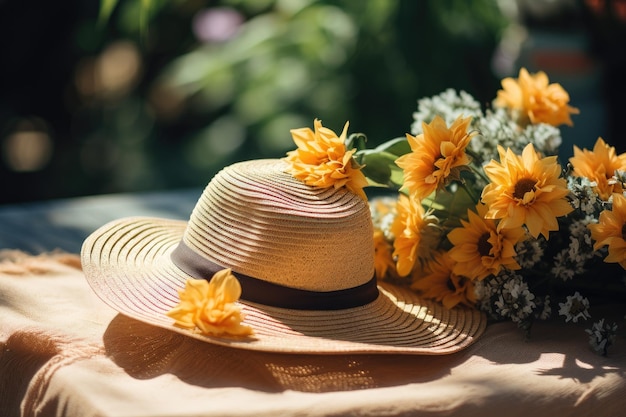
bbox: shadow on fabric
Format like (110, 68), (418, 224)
(0, 332), (60, 417)
(102, 314), (467, 393)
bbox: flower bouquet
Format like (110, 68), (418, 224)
(284, 68), (625, 356)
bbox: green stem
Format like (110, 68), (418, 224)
(460, 179), (480, 204)
(471, 167), (491, 188)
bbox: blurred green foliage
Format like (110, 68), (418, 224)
(0, 0), (510, 203)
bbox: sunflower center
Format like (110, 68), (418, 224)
(513, 178), (537, 200)
(477, 232), (493, 257)
(568, 298), (586, 316)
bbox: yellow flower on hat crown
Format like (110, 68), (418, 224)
(284, 118), (369, 200)
(495, 67), (579, 127)
(167, 269), (254, 337)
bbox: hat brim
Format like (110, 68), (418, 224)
(81, 217), (486, 355)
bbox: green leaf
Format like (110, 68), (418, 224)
(373, 136), (410, 157)
(139, 0), (152, 37)
(354, 137), (409, 188)
(346, 132), (368, 151)
(356, 150), (404, 188)
(422, 185), (476, 227)
(99, 0), (119, 27)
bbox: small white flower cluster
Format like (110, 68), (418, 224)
(370, 197), (397, 241)
(514, 235), (546, 269)
(477, 272), (544, 326)
(495, 275), (535, 324)
(470, 109), (523, 167)
(471, 109), (562, 163)
(534, 295), (552, 321)
(567, 176), (602, 215)
(551, 217), (598, 281)
(586, 319), (618, 356)
(411, 89), (483, 136)
(520, 123), (562, 156)
(558, 291), (591, 323)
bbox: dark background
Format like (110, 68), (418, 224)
(1, 0), (624, 204)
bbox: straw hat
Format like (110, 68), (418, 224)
(82, 159), (486, 354)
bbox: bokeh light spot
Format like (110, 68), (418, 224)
(2, 118), (53, 172)
(192, 7), (244, 43)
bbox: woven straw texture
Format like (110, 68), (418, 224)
(183, 159), (374, 291)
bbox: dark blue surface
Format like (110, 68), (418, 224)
(0, 189), (200, 253)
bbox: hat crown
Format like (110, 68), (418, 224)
(182, 159), (375, 292)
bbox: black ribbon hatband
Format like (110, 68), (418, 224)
(170, 241), (379, 310)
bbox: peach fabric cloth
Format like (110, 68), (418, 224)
(1, 252), (625, 417)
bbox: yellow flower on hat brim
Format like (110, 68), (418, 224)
(167, 269), (254, 337)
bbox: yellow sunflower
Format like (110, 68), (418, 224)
(588, 193), (626, 269)
(410, 251), (476, 309)
(495, 67), (579, 127)
(569, 137), (626, 201)
(373, 229), (397, 279)
(481, 143), (573, 239)
(448, 203), (525, 280)
(396, 115), (475, 200)
(284, 119), (369, 199)
(390, 194), (440, 277)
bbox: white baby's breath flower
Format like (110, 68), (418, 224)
(474, 279), (495, 316)
(567, 176), (599, 215)
(552, 217), (599, 281)
(370, 196), (397, 241)
(411, 89), (483, 135)
(567, 237), (582, 262)
(570, 215), (596, 239)
(493, 273), (536, 324)
(558, 291), (591, 323)
(520, 123), (562, 156)
(470, 109), (528, 165)
(471, 109), (561, 162)
(535, 295), (552, 320)
(514, 235), (546, 269)
(586, 319), (618, 356)
(552, 251), (576, 281)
